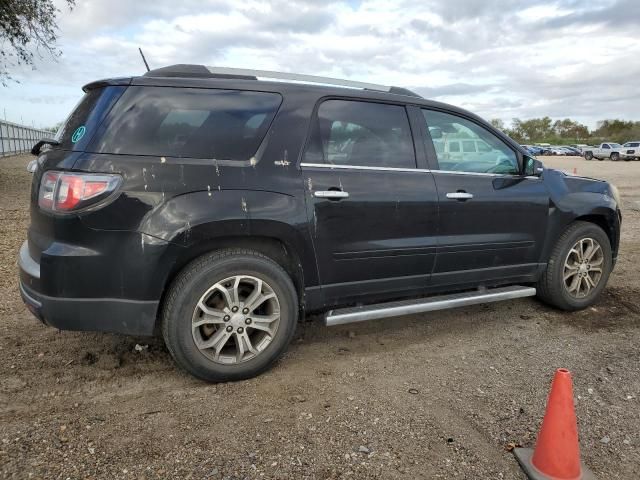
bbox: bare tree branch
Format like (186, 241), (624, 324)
(0, 0), (75, 85)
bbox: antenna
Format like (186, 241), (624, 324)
(138, 47), (150, 72)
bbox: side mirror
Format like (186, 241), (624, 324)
(524, 155), (544, 177)
(524, 156), (544, 177)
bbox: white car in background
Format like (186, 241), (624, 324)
(621, 141), (640, 161)
(549, 146), (570, 155)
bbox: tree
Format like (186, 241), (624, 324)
(592, 119), (640, 144)
(0, 0), (75, 84)
(490, 118), (505, 131)
(552, 118), (588, 141)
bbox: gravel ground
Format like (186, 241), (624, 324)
(1, 154), (639, 479)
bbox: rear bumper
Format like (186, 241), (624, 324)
(18, 240), (158, 336)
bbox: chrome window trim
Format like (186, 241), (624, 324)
(435, 170), (541, 180)
(299, 163), (541, 180)
(300, 162), (430, 173)
(435, 169), (517, 178)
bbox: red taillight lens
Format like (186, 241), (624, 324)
(38, 171), (121, 213)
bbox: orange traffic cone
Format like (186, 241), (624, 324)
(513, 368), (596, 479)
(573, 167), (578, 175)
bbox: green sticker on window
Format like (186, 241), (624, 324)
(71, 125), (86, 143)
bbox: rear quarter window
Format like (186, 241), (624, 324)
(54, 86), (126, 151)
(92, 87), (282, 160)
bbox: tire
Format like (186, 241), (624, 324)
(536, 221), (612, 311)
(584, 152), (593, 161)
(611, 152), (620, 161)
(161, 249), (298, 382)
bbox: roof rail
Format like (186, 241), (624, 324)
(144, 64), (423, 98)
(204, 66), (391, 93)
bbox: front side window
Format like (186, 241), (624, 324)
(422, 109), (519, 174)
(94, 87), (282, 160)
(462, 140), (476, 153)
(303, 99), (416, 169)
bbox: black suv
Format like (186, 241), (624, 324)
(19, 65), (621, 382)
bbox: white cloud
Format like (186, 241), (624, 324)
(1, 0), (638, 129)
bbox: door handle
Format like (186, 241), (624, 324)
(446, 192), (474, 200)
(314, 190), (349, 200)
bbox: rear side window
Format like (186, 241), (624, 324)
(303, 99), (416, 169)
(54, 86), (126, 151)
(93, 87), (282, 160)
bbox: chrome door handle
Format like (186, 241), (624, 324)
(446, 192), (473, 200)
(314, 190), (349, 199)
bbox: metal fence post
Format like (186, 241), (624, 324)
(0, 121), (4, 157)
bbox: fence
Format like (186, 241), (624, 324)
(0, 120), (50, 157)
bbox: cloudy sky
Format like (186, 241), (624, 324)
(1, 0), (638, 129)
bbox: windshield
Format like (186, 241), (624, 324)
(54, 86), (126, 151)
(609, 143), (621, 148)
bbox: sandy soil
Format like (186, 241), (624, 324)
(1, 154), (639, 479)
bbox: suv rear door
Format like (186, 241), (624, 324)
(419, 109), (549, 288)
(301, 99), (438, 305)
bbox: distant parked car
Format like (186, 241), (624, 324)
(583, 143), (624, 161)
(621, 141), (640, 161)
(533, 144), (552, 155)
(562, 146), (583, 156)
(521, 145), (544, 156)
(549, 146), (570, 155)
(570, 144), (589, 153)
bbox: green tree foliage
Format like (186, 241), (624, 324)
(591, 119), (640, 144)
(0, 0), (75, 84)
(552, 118), (589, 141)
(489, 118), (505, 130)
(508, 117), (554, 143)
(494, 117), (638, 145)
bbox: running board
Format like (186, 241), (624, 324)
(325, 285), (536, 326)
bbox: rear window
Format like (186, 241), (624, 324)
(54, 86), (126, 151)
(93, 87), (282, 160)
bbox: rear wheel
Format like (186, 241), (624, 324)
(536, 222), (612, 311)
(611, 152), (620, 161)
(162, 249), (298, 382)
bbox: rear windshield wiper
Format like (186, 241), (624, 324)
(31, 138), (60, 156)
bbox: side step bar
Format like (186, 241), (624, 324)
(325, 285), (536, 326)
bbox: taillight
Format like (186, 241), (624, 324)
(38, 171), (122, 213)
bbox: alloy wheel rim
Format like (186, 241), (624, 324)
(191, 275), (281, 364)
(563, 237), (604, 299)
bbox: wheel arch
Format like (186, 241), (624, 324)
(574, 213), (619, 258)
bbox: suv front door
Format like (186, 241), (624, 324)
(301, 99), (438, 306)
(420, 109), (550, 288)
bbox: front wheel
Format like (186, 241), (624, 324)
(536, 222), (612, 311)
(611, 152), (620, 161)
(161, 249), (298, 382)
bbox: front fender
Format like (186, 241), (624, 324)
(539, 169), (620, 263)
